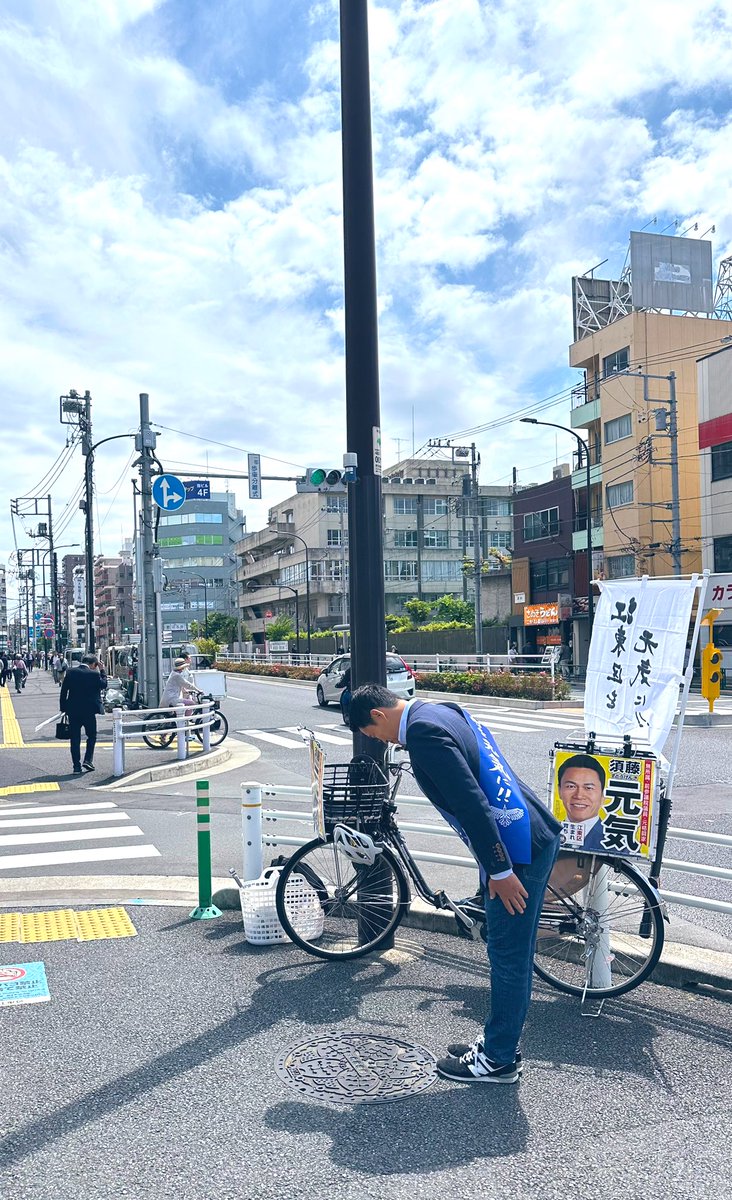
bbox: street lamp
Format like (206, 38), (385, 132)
(520, 418), (594, 627)
(268, 526), (311, 654)
(188, 573), (209, 638)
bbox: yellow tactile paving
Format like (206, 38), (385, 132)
(1, 907), (138, 944)
(0, 687), (24, 747)
(0, 913), (21, 943)
(0, 782), (60, 798)
(74, 907), (137, 941)
(19, 909), (78, 943)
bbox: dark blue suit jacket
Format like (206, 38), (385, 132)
(60, 664), (104, 718)
(404, 700), (562, 876)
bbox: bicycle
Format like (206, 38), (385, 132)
(274, 734), (666, 1000)
(141, 691), (229, 750)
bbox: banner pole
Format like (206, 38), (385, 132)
(190, 779), (222, 920)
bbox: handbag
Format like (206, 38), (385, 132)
(55, 715), (71, 740)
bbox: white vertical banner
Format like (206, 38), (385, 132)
(584, 577), (698, 754)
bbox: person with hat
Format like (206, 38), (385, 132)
(160, 657), (196, 713)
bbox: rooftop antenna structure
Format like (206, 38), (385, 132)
(714, 253), (732, 321)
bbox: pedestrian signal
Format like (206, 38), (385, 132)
(701, 642), (722, 706)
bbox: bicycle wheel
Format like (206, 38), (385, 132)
(275, 836), (410, 961)
(142, 713), (175, 750)
(193, 711), (228, 747)
(533, 855), (665, 999)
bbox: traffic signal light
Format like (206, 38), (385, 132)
(297, 467), (347, 493)
(701, 642), (722, 706)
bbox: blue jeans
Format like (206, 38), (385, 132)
(483, 833), (561, 1064)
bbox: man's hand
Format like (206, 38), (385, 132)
(488, 872), (529, 915)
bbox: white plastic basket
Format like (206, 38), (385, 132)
(239, 867), (324, 946)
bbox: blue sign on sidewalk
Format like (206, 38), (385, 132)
(0, 961), (50, 1007)
(152, 474), (186, 512)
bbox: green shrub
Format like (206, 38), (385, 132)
(415, 670), (570, 701)
(217, 660), (320, 681)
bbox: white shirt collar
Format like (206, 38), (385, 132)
(397, 699), (416, 746)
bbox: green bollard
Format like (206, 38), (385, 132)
(190, 779), (222, 920)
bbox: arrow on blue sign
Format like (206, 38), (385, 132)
(152, 474), (186, 512)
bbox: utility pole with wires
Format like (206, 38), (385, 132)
(135, 392), (163, 706)
(59, 390), (94, 649)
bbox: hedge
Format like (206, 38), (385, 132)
(218, 659), (570, 700)
(415, 670), (571, 701)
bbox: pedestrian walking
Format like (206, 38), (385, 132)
(12, 655), (28, 693)
(51, 652), (62, 684)
(59, 654), (105, 774)
(0, 652), (8, 687)
(348, 685), (562, 1085)
(25, 653), (33, 673)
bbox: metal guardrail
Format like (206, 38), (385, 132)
(221, 651), (558, 676)
(111, 700), (214, 777)
(255, 786), (732, 917)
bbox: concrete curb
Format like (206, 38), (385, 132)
(3, 874), (729, 991)
(96, 744), (232, 790)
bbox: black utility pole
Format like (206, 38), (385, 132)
(340, 0), (386, 756)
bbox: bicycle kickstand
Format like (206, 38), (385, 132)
(437, 892), (482, 940)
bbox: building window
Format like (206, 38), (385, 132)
(423, 497), (449, 516)
(711, 440), (732, 483)
(459, 530), (476, 550)
(159, 512), (223, 526)
(393, 530), (418, 548)
(328, 594), (343, 614)
(421, 560), (462, 581)
(161, 557), (225, 568)
(523, 507), (560, 541)
(603, 347), (630, 377)
(530, 558), (570, 592)
(604, 414), (633, 445)
(327, 529), (343, 547)
(486, 530), (512, 549)
(393, 497), (418, 515)
(385, 560), (419, 581)
(606, 554), (636, 579)
(714, 536), (732, 573)
(325, 496), (347, 513)
(606, 481), (633, 508)
(423, 529), (449, 549)
(482, 498), (511, 516)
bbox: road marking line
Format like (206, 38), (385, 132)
(0, 782), (60, 798)
(238, 730), (305, 748)
(0, 813), (132, 829)
(0, 687), (23, 747)
(0, 802), (119, 816)
(0, 844), (161, 870)
(0, 825), (145, 848)
(282, 726), (351, 746)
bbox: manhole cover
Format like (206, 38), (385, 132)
(275, 1032), (437, 1105)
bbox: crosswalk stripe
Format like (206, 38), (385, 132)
(0, 844), (161, 870)
(0, 802), (119, 817)
(0, 813), (132, 829)
(282, 726), (351, 746)
(0, 825), (145, 848)
(239, 729), (305, 748)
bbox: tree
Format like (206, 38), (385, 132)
(190, 613), (242, 645)
(403, 599), (433, 626)
(265, 614), (295, 640)
(434, 594), (474, 624)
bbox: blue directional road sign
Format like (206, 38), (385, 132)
(152, 474), (186, 512)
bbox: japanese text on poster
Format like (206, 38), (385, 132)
(549, 747), (659, 859)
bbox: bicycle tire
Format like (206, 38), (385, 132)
(193, 711), (229, 747)
(275, 836), (410, 961)
(533, 855), (665, 999)
(142, 714), (175, 750)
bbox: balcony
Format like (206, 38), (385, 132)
(572, 512), (604, 552)
(571, 446), (602, 491)
(570, 382), (600, 430)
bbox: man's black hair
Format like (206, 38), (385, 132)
(348, 683), (401, 732)
(81, 653), (99, 666)
(557, 753), (606, 790)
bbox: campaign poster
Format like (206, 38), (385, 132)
(549, 747), (658, 859)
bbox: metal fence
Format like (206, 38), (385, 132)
(221, 651), (557, 677)
(111, 700), (215, 777)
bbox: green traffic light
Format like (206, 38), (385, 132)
(310, 468), (327, 485)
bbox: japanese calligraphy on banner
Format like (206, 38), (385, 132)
(309, 734), (326, 840)
(549, 747), (659, 859)
(584, 578), (698, 754)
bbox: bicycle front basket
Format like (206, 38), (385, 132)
(321, 757), (389, 833)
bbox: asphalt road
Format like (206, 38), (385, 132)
(1, 671), (730, 951)
(1, 907), (730, 1200)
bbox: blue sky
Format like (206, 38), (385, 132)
(2, 0), (732, 608)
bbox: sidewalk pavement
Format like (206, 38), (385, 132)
(1, 905), (730, 1200)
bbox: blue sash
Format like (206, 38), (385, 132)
(461, 707), (532, 867)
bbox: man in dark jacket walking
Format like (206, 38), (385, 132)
(59, 654), (105, 774)
(349, 684), (562, 1085)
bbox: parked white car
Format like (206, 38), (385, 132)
(315, 653), (416, 707)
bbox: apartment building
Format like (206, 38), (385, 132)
(509, 468), (574, 654)
(236, 457), (513, 634)
(158, 492), (245, 639)
(0, 566), (7, 647)
(93, 555), (134, 649)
